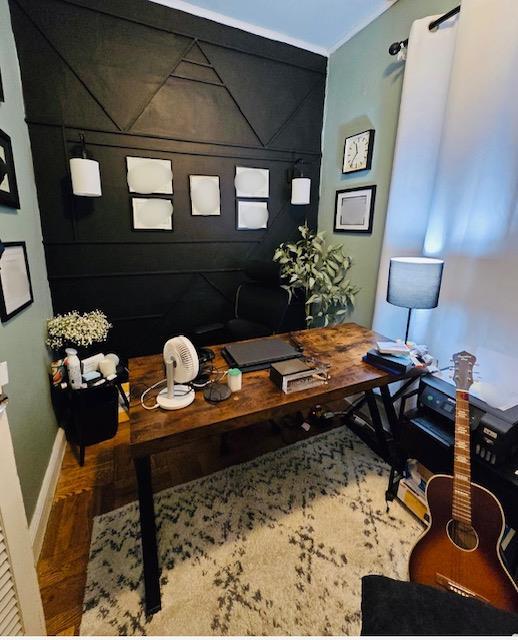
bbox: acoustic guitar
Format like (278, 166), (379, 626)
(408, 350), (518, 613)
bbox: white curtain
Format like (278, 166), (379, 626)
(373, 0), (518, 405)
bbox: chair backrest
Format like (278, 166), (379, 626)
(235, 282), (289, 333)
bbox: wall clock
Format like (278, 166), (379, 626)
(342, 129), (375, 174)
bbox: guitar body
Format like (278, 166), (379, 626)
(409, 474), (518, 613)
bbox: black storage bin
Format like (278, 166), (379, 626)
(50, 380), (119, 465)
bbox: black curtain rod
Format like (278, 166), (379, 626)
(389, 5), (460, 56)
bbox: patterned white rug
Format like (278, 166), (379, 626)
(81, 428), (423, 635)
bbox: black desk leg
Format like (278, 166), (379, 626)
(379, 385), (406, 502)
(134, 455), (162, 615)
(365, 389), (390, 461)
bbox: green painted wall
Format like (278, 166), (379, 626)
(318, 0), (457, 327)
(0, 0), (57, 520)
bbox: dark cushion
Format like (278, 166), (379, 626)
(361, 575), (518, 636)
(226, 318), (271, 342)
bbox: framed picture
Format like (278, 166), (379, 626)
(234, 167), (269, 198)
(236, 200), (269, 230)
(342, 129), (375, 174)
(334, 185), (376, 234)
(0, 68), (4, 102)
(131, 197), (173, 231)
(189, 175), (221, 216)
(126, 156), (173, 194)
(0, 129), (20, 209)
(0, 241), (34, 322)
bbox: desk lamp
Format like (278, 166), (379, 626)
(387, 257), (444, 343)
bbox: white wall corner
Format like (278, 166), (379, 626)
(327, 1), (398, 55)
(29, 428), (66, 561)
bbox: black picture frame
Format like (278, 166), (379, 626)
(0, 241), (34, 322)
(342, 128), (375, 175)
(0, 68), (4, 102)
(188, 175), (221, 217)
(130, 196), (174, 232)
(0, 128), (20, 209)
(235, 198), (269, 231)
(334, 185), (376, 235)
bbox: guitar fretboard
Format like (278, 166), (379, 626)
(452, 390), (472, 524)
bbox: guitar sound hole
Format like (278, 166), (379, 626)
(447, 520), (479, 551)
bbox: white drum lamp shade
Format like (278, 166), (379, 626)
(70, 158), (102, 197)
(291, 177), (311, 205)
(387, 257), (444, 342)
(290, 158), (311, 205)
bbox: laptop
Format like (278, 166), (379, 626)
(222, 337), (301, 372)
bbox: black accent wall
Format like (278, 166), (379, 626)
(10, 0), (326, 356)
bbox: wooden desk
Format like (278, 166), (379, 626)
(130, 323), (405, 614)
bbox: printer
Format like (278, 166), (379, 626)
(408, 374), (518, 468)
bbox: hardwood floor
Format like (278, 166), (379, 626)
(37, 413), (340, 635)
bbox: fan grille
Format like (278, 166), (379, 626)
(163, 336), (199, 383)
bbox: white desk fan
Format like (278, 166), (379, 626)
(157, 336), (199, 410)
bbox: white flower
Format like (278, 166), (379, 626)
(46, 310), (112, 350)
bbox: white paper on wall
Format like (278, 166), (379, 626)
(237, 201), (269, 229)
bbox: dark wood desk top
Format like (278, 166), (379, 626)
(129, 323), (397, 458)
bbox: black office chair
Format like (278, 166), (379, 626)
(192, 260), (289, 347)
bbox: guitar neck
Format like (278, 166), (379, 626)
(452, 390), (472, 525)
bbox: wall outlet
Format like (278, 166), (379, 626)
(0, 361), (8, 388)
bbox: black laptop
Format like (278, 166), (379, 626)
(222, 337), (301, 372)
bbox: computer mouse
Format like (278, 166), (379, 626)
(203, 383), (231, 403)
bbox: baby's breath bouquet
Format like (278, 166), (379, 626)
(46, 310), (112, 352)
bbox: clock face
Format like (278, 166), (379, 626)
(343, 129), (374, 173)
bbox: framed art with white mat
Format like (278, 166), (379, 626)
(334, 185), (376, 234)
(126, 157), (173, 195)
(236, 201), (269, 230)
(234, 167), (269, 198)
(131, 198), (173, 231)
(0, 241), (33, 322)
(189, 175), (221, 216)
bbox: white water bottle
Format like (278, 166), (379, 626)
(65, 348), (82, 390)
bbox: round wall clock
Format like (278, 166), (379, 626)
(342, 129), (375, 174)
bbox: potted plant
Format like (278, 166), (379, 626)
(46, 309), (113, 359)
(273, 224), (359, 328)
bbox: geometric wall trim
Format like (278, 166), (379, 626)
(16, 0), (192, 130)
(10, 0), (326, 356)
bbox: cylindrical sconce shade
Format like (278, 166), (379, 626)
(70, 158), (102, 197)
(387, 257), (444, 309)
(291, 177), (311, 205)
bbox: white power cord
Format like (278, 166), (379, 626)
(140, 378), (166, 411)
(140, 378), (198, 410)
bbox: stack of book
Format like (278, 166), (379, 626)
(397, 459), (432, 524)
(362, 342), (414, 375)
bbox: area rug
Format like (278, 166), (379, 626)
(80, 428), (423, 635)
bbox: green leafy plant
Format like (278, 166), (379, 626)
(273, 224), (359, 328)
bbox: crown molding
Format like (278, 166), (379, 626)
(148, 0), (329, 56)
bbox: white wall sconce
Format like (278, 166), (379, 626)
(69, 133), (102, 197)
(290, 159), (311, 205)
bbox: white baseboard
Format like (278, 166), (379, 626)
(29, 428), (66, 561)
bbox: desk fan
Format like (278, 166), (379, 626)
(157, 336), (199, 410)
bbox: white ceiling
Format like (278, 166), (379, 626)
(149, 0), (397, 56)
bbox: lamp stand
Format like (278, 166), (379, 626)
(405, 308), (412, 344)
